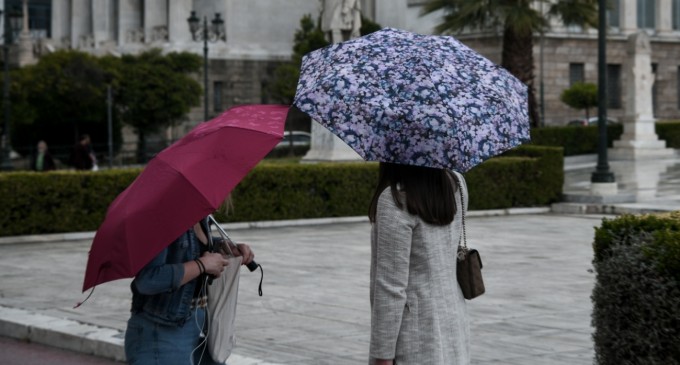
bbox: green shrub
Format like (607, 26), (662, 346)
(530, 121), (680, 156)
(216, 162), (378, 223)
(0, 145), (563, 236)
(530, 125), (623, 156)
(592, 212), (680, 364)
(0, 170), (139, 236)
(656, 121), (680, 149)
(465, 145), (563, 209)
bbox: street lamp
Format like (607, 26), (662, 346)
(1, 5), (24, 171)
(591, 0), (615, 184)
(187, 11), (226, 122)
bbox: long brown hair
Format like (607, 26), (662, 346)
(368, 163), (457, 225)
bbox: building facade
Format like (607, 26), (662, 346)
(6, 0), (678, 134)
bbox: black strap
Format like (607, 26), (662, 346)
(256, 264), (264, 297)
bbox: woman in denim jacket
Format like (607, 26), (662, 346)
(124, 219), (254, 365)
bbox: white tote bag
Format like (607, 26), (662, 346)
(206, 254), (242, 363)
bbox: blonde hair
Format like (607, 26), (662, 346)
(217, 195), (234, 216)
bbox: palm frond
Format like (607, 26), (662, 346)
(549, 0), (599, 29)
(423, 0), (503, 34)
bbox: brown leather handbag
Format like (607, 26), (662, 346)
(454, 174), (485, 300)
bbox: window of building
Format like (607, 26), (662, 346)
(674, 0), (680, 29)
(608, 0), (620, 28)
(607, 64), (622, 109)
(213, 81), (223, 113)
(637, 0), (656, 29)
(7, 0), (51, 38)
(569, 63), (585, 86)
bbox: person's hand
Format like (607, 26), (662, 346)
(234, 243), (254, 265)
(199, 252), (229, 277)
(374, 359), (393, 365)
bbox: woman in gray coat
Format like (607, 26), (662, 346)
(368, 163), (470, 365)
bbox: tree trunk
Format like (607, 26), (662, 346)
(501, 26), (540, 128)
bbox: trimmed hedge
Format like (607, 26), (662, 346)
(530, 121), (680, 156)
(0, 170), (139, 236)
(657, 121), (680, 149)
(465, 145), (563, 209)
(530, 125), (623, 156)
(0, 145), (563, 236)
(592, 212), (680, 364)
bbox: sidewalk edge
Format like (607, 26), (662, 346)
(0, 305), (125, 361)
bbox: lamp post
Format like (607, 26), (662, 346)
(187, 11), (226, 122)
(1, 5), (23, 171)
(591, 0), (615, 184)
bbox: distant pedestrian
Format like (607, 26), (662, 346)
(31, 140), (56, 172)
(368, 163), (470, 365)
(69, 134), (97, 171)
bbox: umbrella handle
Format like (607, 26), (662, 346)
(207, 215), (260, 272)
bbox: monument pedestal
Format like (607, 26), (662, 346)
(302, 123), (362, 162)
(609, 119), (675, 160)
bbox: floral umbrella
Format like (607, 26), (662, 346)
(293, 28), (530, 172)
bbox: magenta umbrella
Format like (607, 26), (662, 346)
(82, 104), (288, 291)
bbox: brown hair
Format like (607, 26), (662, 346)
(368, 162), (457, 225)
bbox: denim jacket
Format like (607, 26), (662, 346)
(130, 224), (207, 327)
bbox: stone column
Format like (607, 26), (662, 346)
(71, 0), (92, 49)
(167, 0), (192, 44)
(144, 0), (168, 44)
(118, 0), (143, 46)
(619, 0), (638, 33)
(610, 31), (674, 160)
(656, 0), (673, 35)
(51, 0), (71, 47)
(91, 0), (110, 48)
(303, 0), (362, 162)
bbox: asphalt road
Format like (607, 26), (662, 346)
(0, 336), (123, 365)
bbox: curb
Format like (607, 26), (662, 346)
(0, 305), (284, 364)
(551, 202), (679, 215)
(0, 207), (552, 245)
(0, 305), (125, 361)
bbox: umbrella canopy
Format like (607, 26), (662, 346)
(82, 104), (288, 291)
(294, 28), (530, 172)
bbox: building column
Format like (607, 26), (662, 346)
(51, 0), (70, 47)
(657, 0), (673, 35)
(118, 0), (143, 46)
(619, 0), (638, 33)
(91, 0), (110, 48)
(71, 0), (92, 49)
(167, 0), (192, 44)
(144, 0), (168, 43)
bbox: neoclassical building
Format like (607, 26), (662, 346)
(4, 0), (680, 133)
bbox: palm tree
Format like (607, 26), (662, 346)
(422, 0), (598, 127)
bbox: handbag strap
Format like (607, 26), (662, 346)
(450, 171), (468, 253)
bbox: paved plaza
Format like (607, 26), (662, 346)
(1, 214), (604, 364)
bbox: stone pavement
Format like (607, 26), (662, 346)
(1, 214), (605, 364)
(558, 152), (680, 213)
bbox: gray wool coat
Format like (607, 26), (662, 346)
(369, 172), (470, 365)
